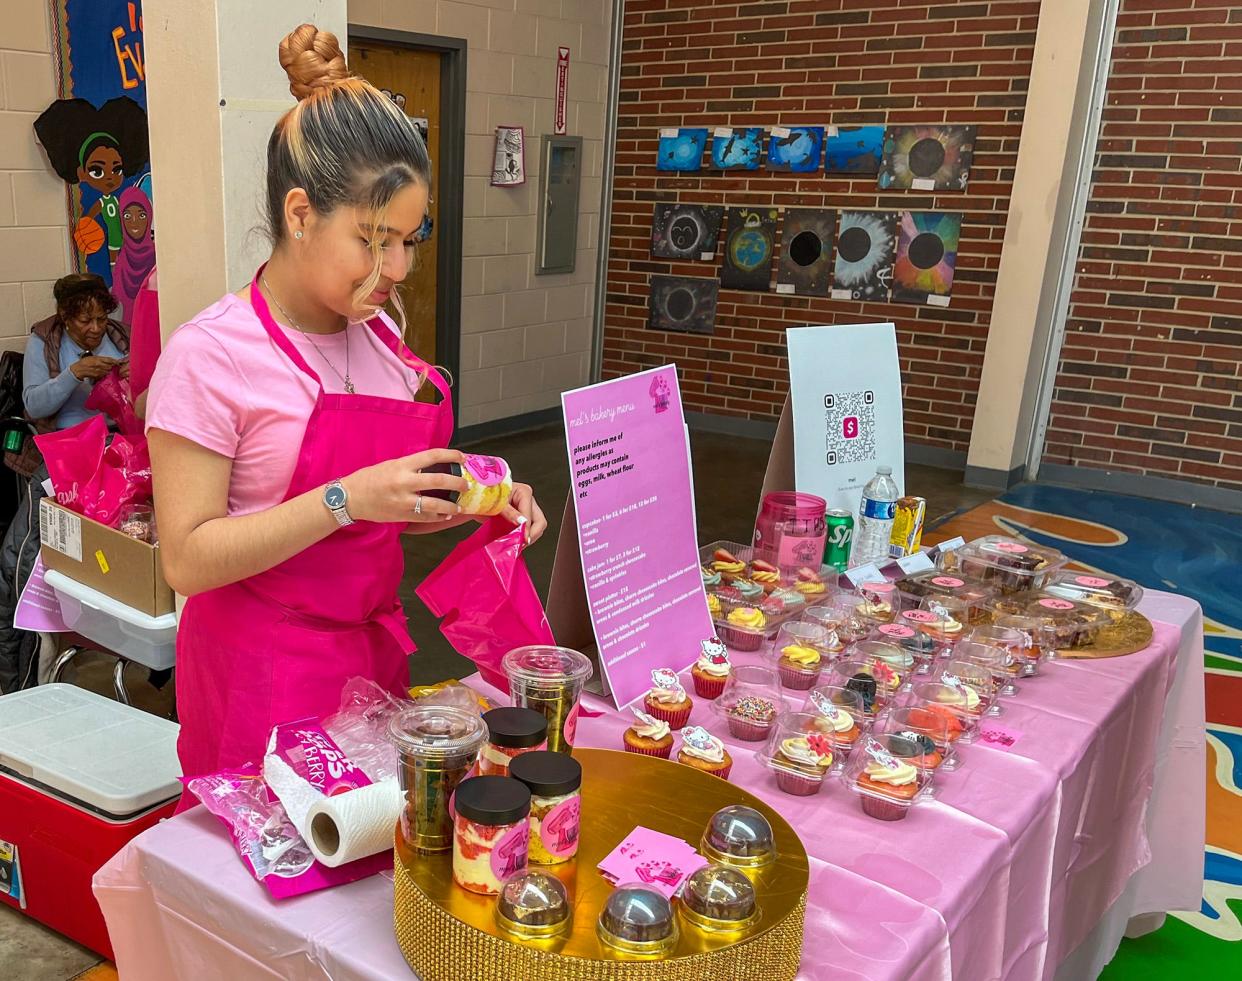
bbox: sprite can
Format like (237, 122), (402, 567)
(824, 508), (854, 573)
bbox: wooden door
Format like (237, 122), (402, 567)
(353, 42), (440, 371)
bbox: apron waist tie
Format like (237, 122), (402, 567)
(236, 579), (416, 653)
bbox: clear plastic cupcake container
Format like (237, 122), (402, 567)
(712, 596), (773, 652)
(945, 643), (1013, 712)
(757, 711), (839, 796)
(1043, 570), (1144, 620)
(911, 681), (986, 743)
(893, 571), (997, 623)
(843, 734), (932, 821)
(867, 621), (940, 665)
(804, 595), (872, 647)
(852, 579), (902, 624)
(678, 864), (760, 935)
(826, 656), (902, 718)
(878, 706), (956, 774)
(963, 625), (1030, 691)
(770, 621), (832, 690)
(847, 639), (916, 692)
(597, 884), (678, 958)
(936, 660), (997, 719)
(937, 535), (1068, 595)
(710, 665), (788, 742)
(699, 539), (836, 595)
(801, 684), (866, 759)
(701, 804), (777, 869)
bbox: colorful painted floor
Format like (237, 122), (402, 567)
(927, 483), (1242, 976)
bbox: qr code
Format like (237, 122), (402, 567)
(823, 390), (876, 466)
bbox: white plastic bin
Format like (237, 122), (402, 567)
(45, 569), (177, 670)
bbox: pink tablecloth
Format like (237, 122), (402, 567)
(94, 592), (1205, 980)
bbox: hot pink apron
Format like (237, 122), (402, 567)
(174, 267), (453, 790)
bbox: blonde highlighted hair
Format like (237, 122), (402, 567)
(268, 24), (431, 331)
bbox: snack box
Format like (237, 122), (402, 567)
(935, 535), (1067, 596)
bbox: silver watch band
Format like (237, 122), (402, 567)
(325, 479), (354, 527)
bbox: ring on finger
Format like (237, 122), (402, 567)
(414, 494), (423, 516)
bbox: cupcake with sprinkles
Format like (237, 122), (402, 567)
(726, 695), (779, 742)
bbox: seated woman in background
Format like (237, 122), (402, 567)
(22, 273), (131, 428)
(0, 274), (131, 693)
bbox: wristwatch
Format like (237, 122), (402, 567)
(323, 479), (354, 527)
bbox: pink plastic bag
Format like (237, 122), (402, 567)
(36, 415), (151, 527)
(416, 516), (555, 690)
(84, 367), (142, 436)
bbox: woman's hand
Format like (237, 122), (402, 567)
(342, 447), (469, 524)
(119, 360), (131, 381)
(70, 355), (118, 381)
(499, 482), (547, 546)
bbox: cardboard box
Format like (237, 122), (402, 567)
(38, 498), (174, 618)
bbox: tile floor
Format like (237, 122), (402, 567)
(0, 424), (996, 980)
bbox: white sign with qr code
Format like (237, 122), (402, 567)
(786, 324), (905, 516)
(39, 499), (82, 562)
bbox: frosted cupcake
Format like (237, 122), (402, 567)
(643, 668), (693, 730)
(691, 637), (732, 699)
(677, 725), (733, 780)
(623, 708), (674, 759)
(774, 734), (833, 796)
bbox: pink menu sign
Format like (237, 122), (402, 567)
(561, 366), (713, 708)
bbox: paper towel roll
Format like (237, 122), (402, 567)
(306, 779), (403, 868)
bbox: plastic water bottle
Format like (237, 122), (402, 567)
(853, 466), (900, 567)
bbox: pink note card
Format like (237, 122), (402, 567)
(977, 721), (1023, 750)
(598, 826), (708, 899)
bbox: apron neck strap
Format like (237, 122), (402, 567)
(249, 263), (324, 388)
(364, 320), (452, 403)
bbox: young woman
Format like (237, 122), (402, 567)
(147, 25), (546, 783)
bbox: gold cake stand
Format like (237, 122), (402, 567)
(1056, 610), (1155, 659)
(393, 748), (809, 980)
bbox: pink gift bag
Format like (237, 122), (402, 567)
(416, 516), (555, 690)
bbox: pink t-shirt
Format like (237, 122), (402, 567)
(146, 292), (428, 515)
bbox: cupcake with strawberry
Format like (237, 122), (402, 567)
(773, 733), (834, 796)
(749, 559), (781, 593)
(643, 668), (694, 730)
(711, 548), (746, 582)
(691, 637), (732, 699)
(677, 725), (733, 780)
(622, 708), (674, 759)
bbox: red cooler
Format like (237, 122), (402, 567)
(0, 683), (180, 958)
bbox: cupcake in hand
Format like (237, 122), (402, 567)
(677, 725), (733, 780)
(692, 637), (732, 699)
(623, 708), (674, 759)
(643, 668), (694, 730)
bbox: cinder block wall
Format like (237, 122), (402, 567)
(0, 0), (72, 351)
(351, 0), (612, 428)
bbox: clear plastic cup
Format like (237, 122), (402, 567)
(800, 684), (866, 760)
(711, 665), (787, 743)
(805, 595), (871, 646)
(879, 706), (956, 775)
(388, 705), (488, 853)
(757, 711), (838, 796)
(503, 646), (594, 754)
(771, 621), (831, 690)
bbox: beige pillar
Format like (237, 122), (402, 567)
(965, 0), (1111, 487)
(142, 0), (347, 337)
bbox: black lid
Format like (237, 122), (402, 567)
(484, 707), (549, 749)
(508, 751), (582, 798)
(454, 776), (531, 826)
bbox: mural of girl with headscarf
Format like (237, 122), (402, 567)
(33, 96), (150, 283)
(110, 186), (155, 325)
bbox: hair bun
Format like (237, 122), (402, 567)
(279, 24), (348, 100)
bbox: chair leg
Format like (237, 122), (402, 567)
(49, 645), (81, 685)
(113, 656), (131, 705)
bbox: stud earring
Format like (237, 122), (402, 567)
(294, 230), (303, 239)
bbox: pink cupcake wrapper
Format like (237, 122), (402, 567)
(623, 740), (673, 759)
(860, 794), (909, 822)
(778, 663), (822, 690)
(693, 672), (729, 699)
(645, 700), (693, 730)
(776, 771), (824, 796)
(727, 717), (771, 742)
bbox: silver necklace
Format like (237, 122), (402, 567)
(262, 276), (354, 394)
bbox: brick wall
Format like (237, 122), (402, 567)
(0, 0), (72, 351)
(1042, 0), (1242, 491)
(600, 0), (1042, 455)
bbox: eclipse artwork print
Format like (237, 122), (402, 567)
(877, 125), (976, 191)
(648, 275), (719, 335)
(823, 125), (885, 175)
(710, 127), (764, 170)
(766, 126), (824, 173)
(656, 128), (708, 172)
(892, 211), (962, 305)
(650, 204), (725, 261)
(831, 211), (897, 301)
(777, 208), (835, 297)
(720, 206), (779, 291)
